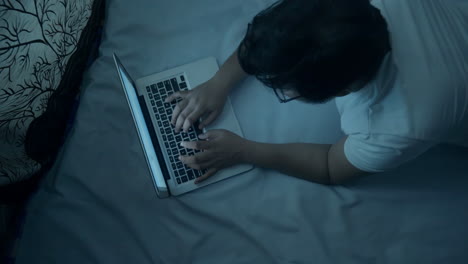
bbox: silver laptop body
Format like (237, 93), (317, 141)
(113, 53), (253, 198)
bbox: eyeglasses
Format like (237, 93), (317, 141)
(273, 88), (302, 103)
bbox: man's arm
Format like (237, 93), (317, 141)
(243, 136), (369, 184)
(213, 47), (249, 91)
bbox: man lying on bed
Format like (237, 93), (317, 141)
(164, 0), (468, 185)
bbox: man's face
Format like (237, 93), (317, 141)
(283, 89), (300, 98)
(277, 78), (367, 104)
(282, 89), (350, 103)
(284, 78), (369, 101)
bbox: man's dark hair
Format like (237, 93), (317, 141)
(238, 0), (391, 103)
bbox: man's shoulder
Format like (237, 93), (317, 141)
(336, 53), (398, 136)
(344, 132), (435, 172)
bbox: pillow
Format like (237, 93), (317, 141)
(0, 0), (105, 185)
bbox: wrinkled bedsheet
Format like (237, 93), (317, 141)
(16, 0), (468, 263)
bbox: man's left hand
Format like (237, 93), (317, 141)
(179, 129), (249, 183)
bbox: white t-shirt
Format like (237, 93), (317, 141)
(336, 0), (468, 173)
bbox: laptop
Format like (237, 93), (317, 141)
(113, 53), (253, 198)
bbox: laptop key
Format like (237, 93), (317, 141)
(163, 121), (170, 127)
(151, 100), (155, 106)
(175, 135), (182, 142)
(179, 82), (187, 89)
(176, 162), (184, 169)
(154, 94), (161, 100)
(180, 149), (187, 156)
(155, 114), (160, 120)
(170, 141), (176, 148)
(156, 101), (163, 107)
(164, 102), (171, 108)
(172, 148), (179, 155)
(187, 170), (195, 180)
(158, 121), (163, 128)
(146, 86), (151, 92)
(164, 142), (169, 149)
(157, 82), (164, 88)
(161, 114), (167, 120)
(168, 135), (174, 141)
(189, 133), (196, 140)
(179, 169), (186, 176)
(181, 176), (188, 183)
(164, 80), (171, 90)
(162, 134), (166, 141)
(165, 128), (172, 134)
(180, 75), (185, 82)
(171, 78), (180, 92)
(151, 84), (158, 94)
(176, 178), (181, 184)
(169, 156), (174, 163)
(149, 93), (153, 99)
(171, 163), (176, 170)
(166, 108), (172, 115)
(158, 107), (164, 113)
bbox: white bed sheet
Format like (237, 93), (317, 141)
(16, 0), (468, 263)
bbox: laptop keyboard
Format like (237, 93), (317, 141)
(146, 75), (208, 185)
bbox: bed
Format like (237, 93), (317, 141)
(15, 0), (468, 263)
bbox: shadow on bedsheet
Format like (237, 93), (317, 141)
(346, 143), (468, 193)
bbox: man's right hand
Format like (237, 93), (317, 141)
(165, 76), (230, 133)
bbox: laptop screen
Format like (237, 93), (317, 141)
(113, 54), (168, 194)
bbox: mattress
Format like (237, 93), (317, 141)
(15, 0), (468, 263)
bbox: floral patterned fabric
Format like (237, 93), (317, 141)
(0, 0), (97, 185)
